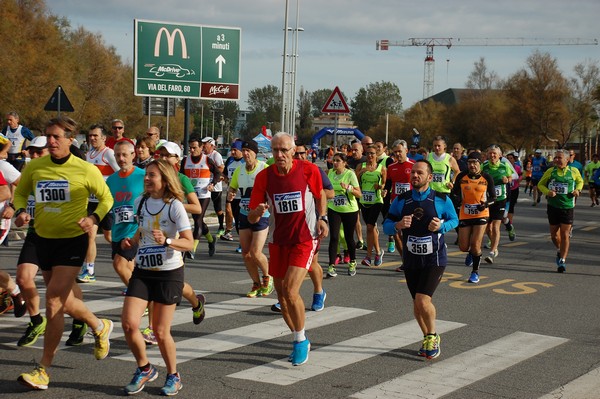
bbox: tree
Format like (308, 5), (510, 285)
(243, 85), (281, 136)
(465, 57), (501, 90)
(569, 60), (600, 158)
(296, 86), (313, 142)
(350, 81), (402, 133)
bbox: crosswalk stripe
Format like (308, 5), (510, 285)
(227, 319), (466, 385)
(113, 306), (374, 366)
(350, 332), (568, 399)
(538, 366), (600, 399)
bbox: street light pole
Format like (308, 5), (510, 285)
(280, 0), (290, 133)
(289, 0), (302, 138)
(211, 110), (216, 137)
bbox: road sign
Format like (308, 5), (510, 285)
(134, 19), (241, 100)
(44, 85), (74, 112)
(322, 86), (350, 113)
(142, 97), (176, 116)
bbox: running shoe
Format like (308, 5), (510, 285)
(142, 327), (158, 345)
(271, 302), (282, 312)
(216, 228), (226, 237)
(291, 339), (311, 366)
(235, 245), (242, 253)
(348, 260), (357, 276)
(374, 249), (385, 266)
(557, 260), (566, 273)
(93, 318), (113, 360)
(259, 275), (274, 296)
(66, 321), (88, 346)
(387, 240), (396, 253)
(11, 293), (26, 318)
(208, 240), (216, 257)
(184, 250), (195, 260)
(18, 365), (49, 390)
(468, 272), (480, 283)
(334, 254), (341, 265)
(424, 333), (441, 359)
(326, 265), (337, 278)
(465, 253), (473, 267)
(555, 251), (561, 266)
(246, 282), (262, 298)
(76, 270), (96, 283)
(395, 264), (405, 272)
(124, 365), (158, 395)
(483, 240), (491, 249)
(361, 257), (371, 267)
(417, 336), (427, 357)
(143, 307), (149, 317)
(192, 293), (206, 325)
(484, 250), (498, 264)
(18, 317), (47, 347)
(507, 225), (516, 241)
(355, 240), (364, 250)
(596, 199), (599, 206)
(343, 250), (350, 264)
(220, 230), (233, 241)
(0, 291), (13, 314)
(160, 372), (183, 396)
(311, 290), (326, 312)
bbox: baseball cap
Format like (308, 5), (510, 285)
(467, 151), (483, 163)
(409, 144), (417, 149)
(534, 149), (542, 154)
(202, 136), (215, 145)
(242, 140), (259, 154)
(231, 140), (243, 150)
(27, 136), (47, 149)
(161, 141), (181, 158)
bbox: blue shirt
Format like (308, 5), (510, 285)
(106, 167), (146, 242)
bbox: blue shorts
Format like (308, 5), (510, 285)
(238, 213), (269, 231)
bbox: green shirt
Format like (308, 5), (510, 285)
(327, 168), (360, 213)
(538, 166), (583, 209)
(482, 159), (513, 201)
(584, 161), (600, 182)
(359, 163), (384, 205)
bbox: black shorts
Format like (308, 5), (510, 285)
(488, 200), (506, 221)
(17, 232), (88, 271)
(111, 240), (139, 261)
(238, 213), (269, 231)
(87, 202), (114, 231)
(547, 205), (574, 225)
(360, 203), (383, 225)
(459, 218), (489, 227)
(211, 191), (223, 213)
(403, 264), (445, 299)
(127, 267), (184, 305)
(531, 178), (541, 186)
(507, 189), (519, 214)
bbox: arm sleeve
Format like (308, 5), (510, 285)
(451, 172), (465, 202)
(22, 127), (35, 141)
(572, 167), (584, 190)
(435, 195), (459, 234)
(13, 165), (31, 209)
(383, 197), (405, 236)
(179, 174), (195, 195)
(208, 158), (222, 184)
(172, 200), (192, 232)
(104, 149), (120, 172)
(537, 168), (554, 195)
(484, 173), (497, 204)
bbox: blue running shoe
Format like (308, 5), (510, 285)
(557, 259), (566, 273)
(387, 240), (396, 253)
(291, 339), (311, 366)
(311, 290), (326, 312)
(374, 250), (384, 266)
(124, 365), (158, 395)
(465, 253), (473, 267)
(424, 334), (440, 359)
(271, 302), (281, 313)
(160, 372), (182, 396)
(468, 272), (480, 283)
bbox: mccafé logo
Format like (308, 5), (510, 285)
(208, 85), (230, 96)
(154, 27), (188, 59)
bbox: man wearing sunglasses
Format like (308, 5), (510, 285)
(106, 119), (125, 149)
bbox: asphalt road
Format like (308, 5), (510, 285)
(1, 187), (600, 398)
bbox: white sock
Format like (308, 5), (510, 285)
(11, 285), (21, 296)
(294, 329), (306, 342)
(86, 263), (95, 274)
(559, 258), (566, 264)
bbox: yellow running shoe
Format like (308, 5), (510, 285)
(18, 365), (49, 390)
(93, 319), (114, 360)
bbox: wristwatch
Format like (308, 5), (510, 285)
(319, 216), (329, 223)
(164, 238), (173, 247)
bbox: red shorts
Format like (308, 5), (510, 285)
(268, 240), (318, 278)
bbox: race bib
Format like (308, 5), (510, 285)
(549, 182), (568, 195)
(407, 235), (433, 255)
(136, 246), (167, 269)
(240, 198), (250, 212)
(533, 165), (541, 172)
(194, 186), (209, 197)
(114, 205), (134, 224)
(35, 180), (70, 203)
(494, 185), (503, 197)
(362, 191), (375, 203)
(394, 182), (410, 195)
(332, 194), (348, 207)
(432, 173), (444, 183)
(464, 203), (480, 215)
(274, 191), (302, 214)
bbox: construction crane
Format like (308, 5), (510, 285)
(376, 38), (599, 99)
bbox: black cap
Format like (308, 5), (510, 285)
(242, 140), (259, 154)
(467, 151), (483, 163)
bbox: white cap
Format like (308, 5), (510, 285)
(161, 141), (181, 158)
(201, 136), (215, 145)
(27, 136), (47, 149)
(535, 149), (542, 153)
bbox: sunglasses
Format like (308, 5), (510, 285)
(29, 149), (46, 155)
(112, 126), (124, 130)
(295, 151), (307, 155)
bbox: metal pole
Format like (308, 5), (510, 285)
(184, 99), (190, 156)
(212, 110), (215, 137)
(166, 98), (170, 141)
(290, 1), (301, 138)
(57, 86), (62, 117)
(334, 114), (339, 150)
(147, 97), (151, 128)
(200, 104), (204, 138)
(280, 0), (289, 132)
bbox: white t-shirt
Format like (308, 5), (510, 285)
(0, 160), (21, 185)
(206, 150), (224, 192)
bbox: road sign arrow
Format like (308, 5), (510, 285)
(216, 55), (226, 79)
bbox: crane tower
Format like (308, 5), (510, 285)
(376, 37), (599, 99)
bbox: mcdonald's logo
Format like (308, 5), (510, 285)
(154, 27), (188, 59)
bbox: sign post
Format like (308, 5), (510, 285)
(321, 87), (350, 150)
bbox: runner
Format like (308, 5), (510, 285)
(14, 116), (114, 390)
(201, 137), (226, 236)
(452, 152), (496, 283)
(427, 135), (460, 194)
(222, 140), (245, 248)
(504, 152), (522, 240)
(530, 149), (548, 206)
(383, 159), (458, 359)
(248, 132), (328, 366)
(537, 149), (583, 272)
(584, 154), (600, 207)
(121, 159), (193, 395)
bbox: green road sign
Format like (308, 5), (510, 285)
(134, 19), (240, 100)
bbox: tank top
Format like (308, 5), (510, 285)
(427, 153), (452, 193)
(182, 155), (212, 199)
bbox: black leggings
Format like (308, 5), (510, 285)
(192, 198), (211, 238)
(327, 209), (359, 265)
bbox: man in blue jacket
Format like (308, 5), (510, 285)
(383, 159), (458, 360)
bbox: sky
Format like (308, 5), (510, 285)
(46, 0), (600, 110)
